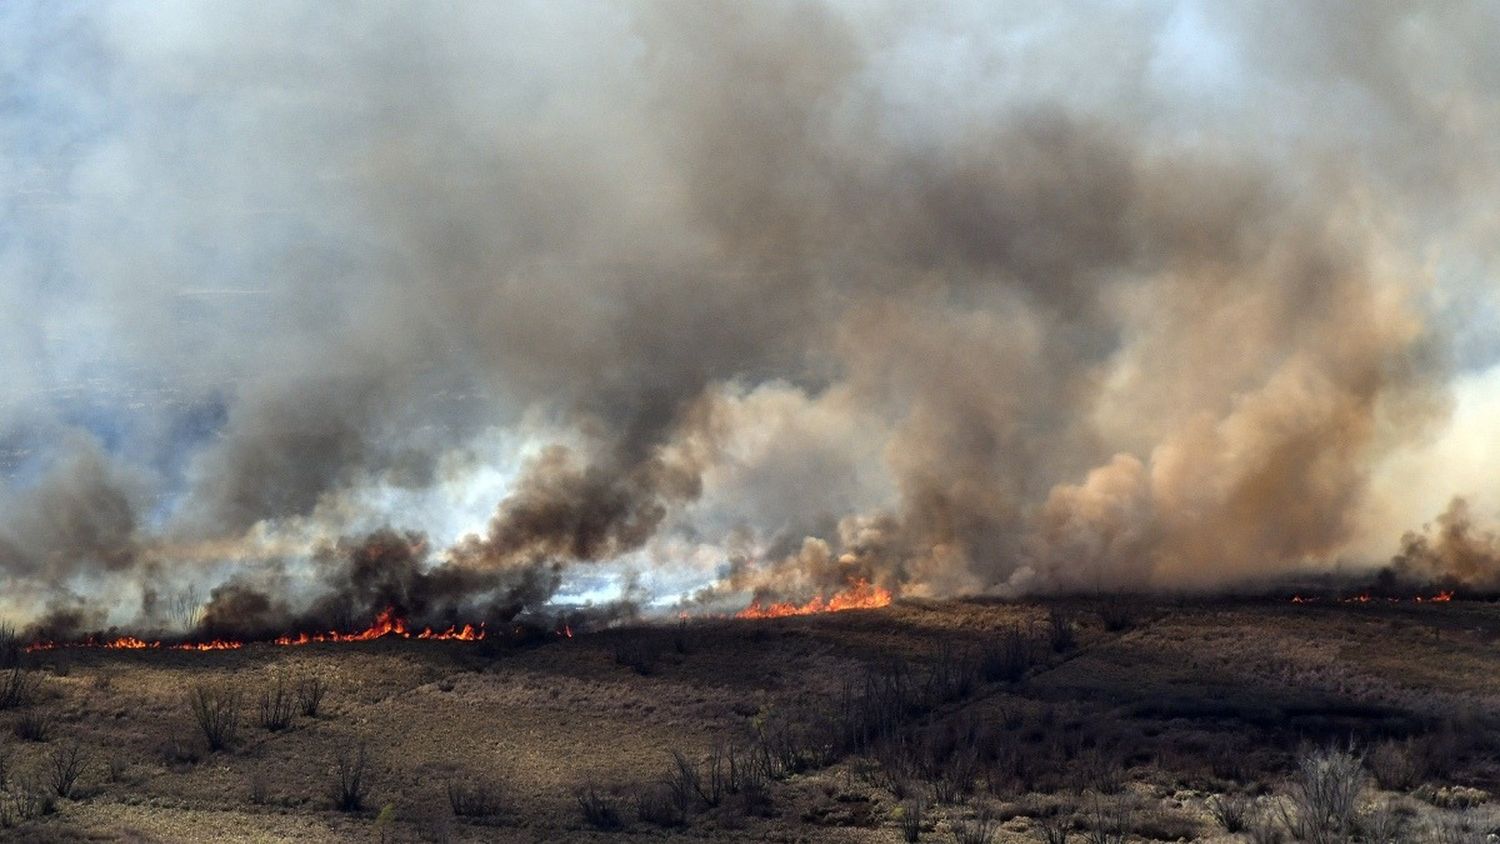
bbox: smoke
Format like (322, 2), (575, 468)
(4, 2), (1500, 627)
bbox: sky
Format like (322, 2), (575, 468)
(3, 1), (1500, 629)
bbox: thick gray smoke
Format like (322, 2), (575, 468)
(4, 2), (1500, 630)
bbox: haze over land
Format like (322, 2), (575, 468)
(5, 2), (1500, 631)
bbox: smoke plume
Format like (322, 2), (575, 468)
(3, 2), (1500, 628)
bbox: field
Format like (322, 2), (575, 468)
(2, 598), (1499, 842)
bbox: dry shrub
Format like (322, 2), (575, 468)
(13, 709), (52, 742)
(574, 783), (623, 830)
(613, 638), (659, 675)
(1097, 600), (1137, 633)
(0, 666), (40, 711)
(297, 675), (326, 717)
(979, 627), (1033, 683)
(0, 777), (55, 827)
(189, 682), (241, 751)
(446, 773), (505, 818)
(258, 675), (294, 731)
(1276, 745), (1367, 844)
(1047, 608), (1077, 652)
(1208, 793), (1250, 833)
(1367, 739), (1421, 791)
(331, 743), (372, 812)
(635, 782), (684, 828)
(950, 805), (999, 844)
(897, 798), (925, 842)
(47, 741), (88, 798)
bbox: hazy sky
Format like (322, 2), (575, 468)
(4, 2), (1500, 625)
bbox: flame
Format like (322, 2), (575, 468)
(1289, 590), (1457, 606)
(736, 579), (893, 619)
(23, 606), (484, 652)
(274, 607), (485, 646)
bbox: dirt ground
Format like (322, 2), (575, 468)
(3, 597), (1500, 842)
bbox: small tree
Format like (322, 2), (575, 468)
(47, 742), (88, 798)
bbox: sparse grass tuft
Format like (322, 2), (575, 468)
(13, 708), (52, 742)
(0, 665), (40, 710)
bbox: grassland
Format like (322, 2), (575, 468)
(2, 597), (1499, 842)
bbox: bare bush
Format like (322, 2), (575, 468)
(248, 770), (268, 805)
(1367, 739), (1420, 791)
(635, 782), (684, 828)
(613, 638), (660, 675)
(297, 675), (326, 717)
(0, 665), (40, 710)
(575, 783), (623, 830)
(1208, 793), (1250, 833)
(1277, 745), (1367, 844)
(898, 798), (925, 842)
(1047, 609), (1076, 652)
(189, 682), (241, 751)
(328, 746), (372, 809)
(13, 709), (52, 742)
(1097, 600), (1137, 633)
(331, 743), (372, 812)
(1035, 811), (1072, 844)
(47, 741), (88, 798)
(0, 624), (19, 669)
(258, 675), (294, 731)
(446, 774), (505, 818)
(0, 776), (55, 827)
(1357, 799), (1410, 843)
(1081, 796), (1129, 844)
(950, 805), (999, 844)
(979, 627), (1032, 683)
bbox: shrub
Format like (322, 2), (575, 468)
(635, 782), (685, 827)
(613, 639), (659, 675)
(0, 624), (19, 670)
(47, 741), (88, 798)
(1097, 600), (1137, 633)
(248, 770), (268, 805)
(1047, 609), (1077, 653)
(446, 774), (505, 818)
(331, 743), (372, 812)
(575, 783), (623, 830)
(258, 675), (294, 731)
(898, 798), (925, 842)
(1208, 793), (1250, 833)
(189, 682), (241, 751)
(0, 776), (55, 827)
(950, 806), (999, 844)
(1277, 745), (1367, 844)
(297, 676), (327, 718)
(13, 709), (52, 742)
(1367, 739), (1420, 791)
(979, 627), (1032, 683)
(1081, 796), (1129, 844)
(1035, 811), (1071, 844)
(0, 665), (39, 710)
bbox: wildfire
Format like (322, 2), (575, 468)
(1290, 590), (1455, 605)
(23, 606), (484, 653)
(736, 579), (893, 619)
(274, 607), (485, 646)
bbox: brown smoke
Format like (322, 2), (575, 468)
(2, 3), (1499, 624)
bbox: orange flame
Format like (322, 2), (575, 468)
(736, 579), (893, 619)
(1289, 590), (1457, 606)
(274, 607), (485, 646)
